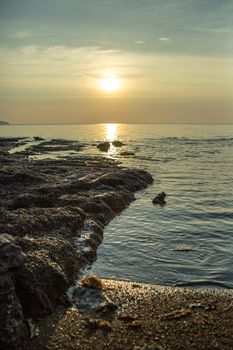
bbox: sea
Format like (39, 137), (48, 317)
(1, 123), (233, 289)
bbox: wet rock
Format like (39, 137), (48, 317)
(120, 151), (135, 156)
(14, 236), (80, 318)
(0, 137), (25, 143)
(79, 197), (115, 225)
(0, 136), (153, 348)
(0, 207), (85, 238)
(92, 169), (153, 192)
(15, 139), (85, 158)
(7, 193), (56, 210)
(81, 275), (104, 289)
(0, 273), (25, 350)
(0, 234), (26, 274)
(97, 141), (110, 152)
(152, 192), (166, 205)
(73, 276), (117, 314)
(102, 191), (134, 214)
(112, 140), (124, 147)
(0, 168), (47, 185)
(33, 136), (44, 141)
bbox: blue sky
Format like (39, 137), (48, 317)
(0, 0), (232, 123)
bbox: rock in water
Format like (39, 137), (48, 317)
(33, 136), (44, 141)
(152, 192), (166, 205)
(0, 234), (25, 274)
(112, 140), (124, 147)
(120, 151), (135, 156)
(97, 142), (111, 152)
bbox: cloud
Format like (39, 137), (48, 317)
(0, 45), (124, 79)
(10, 31), (34, 39)
(0, 44), (232, 100)
(135, 40), (145, 45)
(189, 27), (233, 34)
(158, 37), (171, 43)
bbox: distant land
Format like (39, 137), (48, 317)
(0, 121), (9, 125)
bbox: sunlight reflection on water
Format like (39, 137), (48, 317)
(105, 123), (118, 142)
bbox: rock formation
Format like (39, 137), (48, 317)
(0, 137), (153, 349)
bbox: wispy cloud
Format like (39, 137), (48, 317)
(158, 37), (171, 43)
(189, 27), (233, 34)
(135, 40), (145, 45)
(0, 45), (123, 79)
(10, 31), (34, 39)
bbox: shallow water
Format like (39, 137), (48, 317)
(1, 123), (233, 288)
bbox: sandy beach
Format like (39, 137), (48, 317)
(22, 278), (233, 350)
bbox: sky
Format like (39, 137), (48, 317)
(0, 0), (233, 124)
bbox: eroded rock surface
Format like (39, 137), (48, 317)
(0, 234), (26, 274)
(0, 137), (153, 349)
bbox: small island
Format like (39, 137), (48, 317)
(0, 121), (9, 125)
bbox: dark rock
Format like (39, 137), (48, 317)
(7, 193), (56, 210)
(97, 142), (110, 152)
(120, 151), (135, 156)
(73, 278), (117, 314)
(0, 137), (25, 143)
(14, 236), (80, 318)
(33, 136), (44, 141)
(91, 169), (153, 192)
(0, 234), (26, 274)
(0, 207), (85, 238)
(112, 140), (124, 147)
(102, 191), (134, 214)
(0, 136), (153, 348)
(0, 273), (25, 350)
(152, 192), (166, 205)
(0, 169), (47, 185)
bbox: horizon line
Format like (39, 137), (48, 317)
(2, 122), (233, 126)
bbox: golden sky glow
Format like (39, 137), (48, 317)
(0, 1), (233, 124)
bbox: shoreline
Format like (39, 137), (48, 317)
(22, 278), (233, 350)
(1, 136), (232, 349)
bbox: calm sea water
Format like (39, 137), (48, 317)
(1, 124), (233, 288)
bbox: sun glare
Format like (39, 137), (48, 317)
(99, 76), (121, 92)
(106, 124), (117, 141)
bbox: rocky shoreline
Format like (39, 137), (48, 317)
(1, 137), (232, 350)
(0, 137), (153, 349)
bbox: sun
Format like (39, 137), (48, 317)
(99, 76), (121, 92)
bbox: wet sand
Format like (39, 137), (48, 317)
(23, 278), (233, 350)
